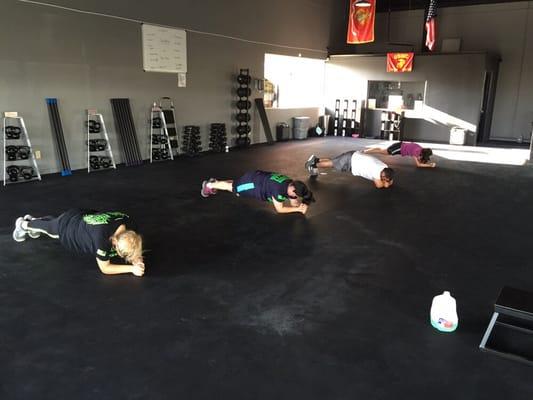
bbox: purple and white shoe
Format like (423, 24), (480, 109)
(201, 179), (217, 198)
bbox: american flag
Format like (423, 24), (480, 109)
(425, 0), (437, 51)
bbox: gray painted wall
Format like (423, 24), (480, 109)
(1, 0), (332, 175)
(328, 1), (533, 143)
(325, 53), (492, 143)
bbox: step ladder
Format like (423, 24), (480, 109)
(150, 103), (174, 163)
(2, 112), (42, 186)
(333, 99), (340, 136)
(159, 97), (179, 156)
(87, 109), (116, 173)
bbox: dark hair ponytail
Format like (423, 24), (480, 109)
(292, 180), (315, 205)
(420, 148), (433, 163)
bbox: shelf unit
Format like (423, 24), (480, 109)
(2, 112), (42, 186)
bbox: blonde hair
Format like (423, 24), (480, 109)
(115, 230), (143, 264)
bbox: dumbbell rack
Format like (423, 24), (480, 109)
(209, 123), (227, 153)
(87, 110), (116, 173)
(341, 100), (349, 137)
(349, 100), (358, 136)
(235, 68), (252, 147)
(2, 112), (42, 186)
(159, 97), (179, 156)
(182, 126), (202, 156)
(149, 104), (174, 163)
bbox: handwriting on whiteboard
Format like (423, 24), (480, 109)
(142, 24), (187, 73)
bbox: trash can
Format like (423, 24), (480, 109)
(293, 117), (310, 140)
(276, 123), (291, 141)
(450, 127), (466, 145)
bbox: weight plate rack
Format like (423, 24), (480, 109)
(87, 109), (117, 173)
(235, 68), (252, 147)
(150, 103), (175, 163)
(46, 98), (72, 176)
(110, 98), (143, 166)
(159, 97), (179, 156)
(2, 112), (42, 186)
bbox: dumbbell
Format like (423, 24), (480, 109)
(152, 117), (162, 129)
(6, 166), (19, 182)
(100, 156), (112, 168)
(89, 120), (101, 133)
(236, 87), (251, 97)
(152, 149), (161, 160)
(90, 155), (100, 169)
(6, 146), (19, 161)
(236, 125), (251, 135)
(237, 100), (252, 110)
(236, 136), (251, 146)
(5, 126), (21, 140)
(152, 136), (160, 145)
(237, 74), (251, 85)
(17, 146), (30, 160)
(20, 166), (34, 180)
(160, 149), (169, 160)
(88, 139), (97, 152)
(97, 139), (107, 151)
(236, 113), (251, 123)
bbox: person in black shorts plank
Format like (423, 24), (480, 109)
(200, 170), (315, 215)
(12, 209), (145, 277)
(364, 141), (436, 168)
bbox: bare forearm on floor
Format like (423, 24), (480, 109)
(98, 263), (134, 275)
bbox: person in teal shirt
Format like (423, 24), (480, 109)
(201, 170), (314, 215)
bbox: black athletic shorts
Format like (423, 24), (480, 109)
(387, 142), (402, 155)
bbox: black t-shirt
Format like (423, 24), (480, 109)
(58, 209), (130, 261)
(235, 171), (291, 202)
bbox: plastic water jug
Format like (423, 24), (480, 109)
(430, 291), (458, 332)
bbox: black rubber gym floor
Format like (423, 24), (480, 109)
(1, 137), (532, 399)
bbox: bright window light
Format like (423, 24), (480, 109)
(264, 53), (325, 109)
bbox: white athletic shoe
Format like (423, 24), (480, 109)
(23, 214), (40, 238)
(12, 217), (27, 242)
(305, 155), (319, 176)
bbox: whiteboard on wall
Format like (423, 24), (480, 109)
(142, 24), (187, 73)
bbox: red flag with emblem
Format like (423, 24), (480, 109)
(387, 53), (414, 72)
(346, 0), (376, 44)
